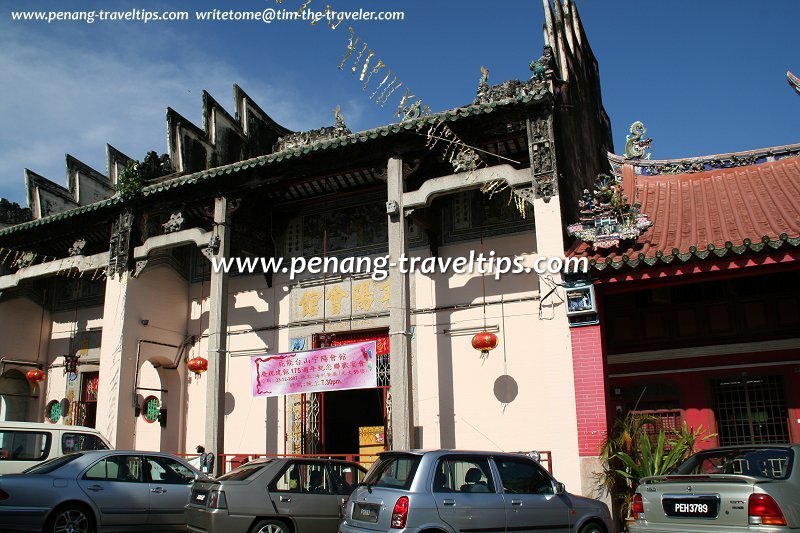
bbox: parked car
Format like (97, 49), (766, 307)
(0, 421), (110, 474)
(629, 444), (800, 532)
(185, 457), (368, 533)
(340, 450), (612, 533)
(0, 449), (206, 532)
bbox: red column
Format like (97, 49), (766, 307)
(570, 325), (609, 456)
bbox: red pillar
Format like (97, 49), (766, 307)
(570, 325), (608, 456)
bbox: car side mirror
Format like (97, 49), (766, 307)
(554, 482), (566, 494)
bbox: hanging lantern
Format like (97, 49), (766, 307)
(26, 369), (46, 383)
(471, 331), (498, 356)
(187, 356), (208, 376)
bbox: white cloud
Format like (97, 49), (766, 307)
(0, 24), (328, 204)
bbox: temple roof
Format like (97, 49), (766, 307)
(0, 87), (548, 238)
(570, 148), (800, 271)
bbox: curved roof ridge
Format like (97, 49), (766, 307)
(609, 142), (800, 168)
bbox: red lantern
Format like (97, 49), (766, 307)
(471, 331), (498, 356)
(26, 369), (46, 383)
(187, 356), (208, 376)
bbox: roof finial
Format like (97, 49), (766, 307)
(788, 71), (800, 96)
(624, 121), (652, 160)
(477, 66), (490, 98)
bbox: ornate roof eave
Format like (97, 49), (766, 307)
(0, 88), (552, 239)
(607, 142), (800, 178)
(587, 234), (800, 273)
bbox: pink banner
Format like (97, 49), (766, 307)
(251, 341), (378, 397)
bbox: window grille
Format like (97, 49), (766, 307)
(713, 375), (789, 446)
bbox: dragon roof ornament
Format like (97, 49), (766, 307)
(274, 106), (352, 153)
(474, 49), (553, 105)
(624, 121), (652, 160)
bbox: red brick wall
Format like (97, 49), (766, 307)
(571, 325), (608, 456)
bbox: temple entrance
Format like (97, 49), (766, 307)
(322, 388), (385, 456)
(312, 330), (390, 458)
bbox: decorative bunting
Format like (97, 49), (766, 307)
(278, 0), (528, 216)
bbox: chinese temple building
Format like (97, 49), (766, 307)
(569, 126), (800, 473)
(0, 0), (613, 495)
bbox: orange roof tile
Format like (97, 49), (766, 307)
(570, 157), (800, 269)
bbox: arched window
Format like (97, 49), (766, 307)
(0, 370), (33, 422)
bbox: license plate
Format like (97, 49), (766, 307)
(354, 503), (379, 523)
(663, 496), (719, 518)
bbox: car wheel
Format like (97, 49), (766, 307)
(578, 521), (605, 533)
(46, 504), (95, 533)
(252, 519), (290, 533)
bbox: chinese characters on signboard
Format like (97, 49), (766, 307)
(251, 341), (378, 398)
(292, 279), (390, 322)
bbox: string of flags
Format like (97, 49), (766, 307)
(0, 246), (108, 281)
(276, 0), (529, 217)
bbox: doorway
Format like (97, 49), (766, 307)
(76, 372), (99, 428)
(322, 388), (385, 455)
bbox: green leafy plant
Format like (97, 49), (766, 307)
(114, 152), (172, 200)
(595, 413), (716, 529)
(614, 429), (691, 481)
(116, 161), (143, 200)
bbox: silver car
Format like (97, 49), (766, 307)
(185, 457), (367, 533)
(0, 449), (206, 532)
(629, 444), (800, 533)
(340, 450), (613, 533)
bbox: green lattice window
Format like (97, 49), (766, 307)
(46, 400), (62, 423)
(142, 396), (160, 423)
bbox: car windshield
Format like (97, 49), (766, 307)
(217, 461), (271, 481)
(363, 454), (421, 490)
(23, 453), (84, 474)
(673, 448), (793, 480)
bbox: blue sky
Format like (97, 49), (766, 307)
(1, 0), (798, 205)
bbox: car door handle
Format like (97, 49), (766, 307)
(86, 485), (104, 492)
(150, 487), (167, 494)
(280, 496), (292, 502)
(443, 499), (456, 506)
(511, 499), (523, 506)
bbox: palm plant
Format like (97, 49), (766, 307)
(596, 413), (716, 529)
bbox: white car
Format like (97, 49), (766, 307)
(0, 421), (110, 475)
